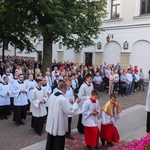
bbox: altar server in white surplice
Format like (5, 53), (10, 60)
(25, 74), (37, 112)
(0, 76), (12, 119)
(46, 83), (81, 150)
(64, 77), (75, 140)
(82, 90), (100, 150)
(42, 77), (52, 111)
(2, 68), (13, 84)
(77, 73), (94, 134)
(10, 70), (19, 112)
(25, 74), (37, 99)
(12, 74), (28, 126)
(12, 70), (19, 84)
(30, 79), (47, 136)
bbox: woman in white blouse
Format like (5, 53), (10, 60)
(109, 71), (115, 95)
(134, 71), (140, 92)
(114, 70), (119, 94)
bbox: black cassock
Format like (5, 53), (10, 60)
(146, 112), (150, 133)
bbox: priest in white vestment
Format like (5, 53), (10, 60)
(46, 83), (81, 150)
(145, 81), (150, 133)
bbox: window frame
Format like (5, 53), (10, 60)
(111, 0), (120, 19)
(140, 0), (150, 15)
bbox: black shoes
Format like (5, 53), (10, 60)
(66, 134), (74, 140)
(86, 145), (99, 150)
(106, 142), (113, 147)
(0, 116), (8, 120)
(35, 131), (42, 136)
(101, 140), (113, 147)
(19, 121), (25, 125)
(101, 140), (105, 146)
(91, 147), (99, 150)
(16, 123), (19, 126)
(86, 145), (91, 150)
(15, 121), (25, 126)
(4, 116), (8, 119)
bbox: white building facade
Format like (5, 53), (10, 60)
(1, 0), (150, 78)
(56, 0), (150, 78)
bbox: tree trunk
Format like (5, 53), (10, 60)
(42, 36), (53, 74)
(2, 41), (5, 63)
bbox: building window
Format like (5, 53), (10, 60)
(141, 0), (150, 14)
(111, 0), (120, 19)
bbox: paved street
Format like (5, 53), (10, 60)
(0, 88), (148, 150)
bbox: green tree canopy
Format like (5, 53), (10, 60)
(1, 0), (107, 71)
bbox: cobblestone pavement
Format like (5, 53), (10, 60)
(0, 89), (147, 150)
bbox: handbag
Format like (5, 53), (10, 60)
(121, 83), (127, 88)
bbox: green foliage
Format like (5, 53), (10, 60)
(28, 0), (107, 50)
(0, 0), (107, 52)
(0, 0), (37, 51)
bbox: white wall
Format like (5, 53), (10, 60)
(103, 41), (121, 65)
(130, 40), (150, 78)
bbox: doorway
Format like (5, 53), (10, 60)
(85, 53), (93, 66)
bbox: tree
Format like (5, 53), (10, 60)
(0, 0), (37, 62)
(2, 0), (107, 72)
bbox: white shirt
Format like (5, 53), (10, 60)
(82, 99), (100, 127)
(0, 82), (12, 106)
(45, 76), (52, 87)
(78, 82), (94, 109)
(12, 80), (28, 106)
(42, 84), (52, 107)
(126, 73), (133, 83)
(25, 79), (37, 99)
(64, 87), (75, 117)
(46, 91), (81, 136)
(101, 107), (120, 127)
(2, 73), (13, 84)
(114, 74), (119, 82)
(134, 74), (140, 82)
(30, 87), (47, 117)
(53, 87), (59, 94)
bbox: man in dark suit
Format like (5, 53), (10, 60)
(53, 75), (59, 89)
(77, 71), (84, 89)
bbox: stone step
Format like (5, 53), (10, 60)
(20, 105), (147, 150)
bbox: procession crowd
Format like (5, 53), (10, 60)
(0, 56), (146, 150)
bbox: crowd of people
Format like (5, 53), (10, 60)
(0, 56), (146, 150)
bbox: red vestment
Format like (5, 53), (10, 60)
(99, 123), (119, 143)
(84, 126), (99, 147)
